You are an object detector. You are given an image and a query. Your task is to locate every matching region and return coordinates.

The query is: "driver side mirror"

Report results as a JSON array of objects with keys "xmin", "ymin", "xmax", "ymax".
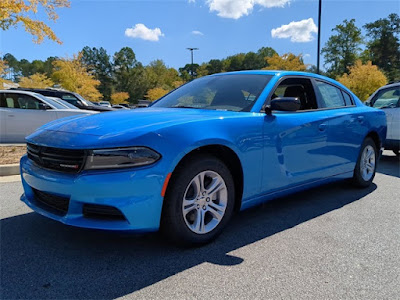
[{"xmin": 265, "ymin": 97, "xmax": 301, "ymax": 115}]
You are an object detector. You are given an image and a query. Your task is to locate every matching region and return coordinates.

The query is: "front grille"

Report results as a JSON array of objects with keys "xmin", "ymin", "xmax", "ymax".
[
  {"xmin": 83, "ymin": 204, "xmax": 126, "ymax": 221},
  {"xmin": 33, "ymin": 189, "xmax": 70, "ymax": 216},
  {"xmin": 27, "ymin": 143, "xmax": 86, "ymax": 173}
]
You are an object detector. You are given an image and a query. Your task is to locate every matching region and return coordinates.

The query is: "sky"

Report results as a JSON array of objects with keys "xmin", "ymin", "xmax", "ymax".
[{"xmin": 0, "ymin": 0, "xmax": 399, "ymax": 71}]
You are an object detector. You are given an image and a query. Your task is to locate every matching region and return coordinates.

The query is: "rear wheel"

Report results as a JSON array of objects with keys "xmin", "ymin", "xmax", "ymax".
[
  {"xmin": 161, "ymin": 155, "xmax": 235, "ymax": 246},
  {"xmin": 352, "ymin": 137, "xmax": 377, "ymax": 187}
]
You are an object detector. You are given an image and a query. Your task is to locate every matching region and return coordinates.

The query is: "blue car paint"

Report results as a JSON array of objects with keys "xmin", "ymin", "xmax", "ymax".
[{"xmin": 20, "ymin": 71, "xmax": 387, "ymax": 232}]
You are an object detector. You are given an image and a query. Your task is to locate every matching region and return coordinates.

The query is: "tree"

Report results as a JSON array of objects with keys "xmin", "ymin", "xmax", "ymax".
[
  {"xmin": 81, "ymin": 46, "xmax": 114, "ymax": 100},
  {"xmin": 242, "ymin": 52, "xmax": 265, "ymax": 70},
  {"xmin": 52, "ymin": 54, "xmax": 102, "ymax": 101},
  {"xmin": 0, "ymin": 0, "xmax": 70, "ymax": 44},
  {"xmin": 263, "ymin": 53, "xmax": 307, "ymax": 71},
  {"xmin": 364, "ymin": 13, "xmax": 400, "ymax": 81},
  {"xmin": 0, "ymin": 58, "xmax": 12, "ymax": 87},
  {"xmin": 113, "ymin": 47, "xmax": 148, "ymax": 102},
  {"xmin": 206, "ymin": 59, "xmax": 223, "ymax": 75},
  {"xmin": 145, "ymin": 87, "xmax": 169, "ymax": 101},
  {"xmin": 321, "ymin": 19, "xmax": 363, "ymax": 78},
  {"xmin": 110, "ymin": 92, "xmax": 129, "ymax": 104},
  {"xmin": 19, "ymin": 73, "xmax": 53, "ymax": 88},
  {"xmin": 257, "ymin": 47, "xmax": 277, "ymax": 61},
  {"xmin": 337, "ymin": 60, "xmax": 387, "ymax": 101}
]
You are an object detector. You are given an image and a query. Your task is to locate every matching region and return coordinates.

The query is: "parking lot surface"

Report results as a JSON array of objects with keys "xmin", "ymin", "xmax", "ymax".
[{"xmin": 1, "ymin": 152, "xmax": 399, "ymax": 299}]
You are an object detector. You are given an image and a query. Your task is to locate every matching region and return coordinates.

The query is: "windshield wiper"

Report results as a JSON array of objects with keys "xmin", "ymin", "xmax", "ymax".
[{"xmin": 172, "ymin": 105, "xmax": 202, "ymax": 109}]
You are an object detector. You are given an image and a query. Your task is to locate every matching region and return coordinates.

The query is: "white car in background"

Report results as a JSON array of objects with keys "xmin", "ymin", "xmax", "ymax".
[
  {"xmin": 46, "ymin": 96, "xmax": 80, "ymax": 109},
  {"xmin": 367, "ymin": 82, "xmax": 400, "ymax": 156},
  {"xmin": 0, "ymin": 90, "xmax": 98, "ymax": 143}
]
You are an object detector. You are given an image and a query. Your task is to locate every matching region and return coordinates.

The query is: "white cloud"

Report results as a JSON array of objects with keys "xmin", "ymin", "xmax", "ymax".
[
  {"xmin": 192, "ymin": 30, "xmax": 204, "ymax": 35},
  {"xmin": 271, "ymin": 18, "xmax": 318, "ymax": 42},
  {"xmin": 125, "ymin": 24, "xmax": 164, "ymax": 41},
  {"xmin": 303, "ymin": 53, "xmax": 311, "ymax": 58},
  {"xmin": 207, "ymin": 0, "xmax": 290, "ymax": 19}
]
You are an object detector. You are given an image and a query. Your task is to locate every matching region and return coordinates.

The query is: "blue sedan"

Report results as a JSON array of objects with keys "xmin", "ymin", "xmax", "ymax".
[{"xmin": 20, "ymin": 71, "xmax": 386, "ymax": 245}]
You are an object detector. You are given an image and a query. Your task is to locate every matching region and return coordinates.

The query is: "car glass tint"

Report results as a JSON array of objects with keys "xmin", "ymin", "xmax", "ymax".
[
  {"xmin": 373, "ymin": 87, "xmax": 400, "ymax": 108},
  {"xmin": 152, "ymin": 74, "xmax": 272, "ymax": 112},
  {"xmin": 315, "ymin": 81, "xmax": 345, "ymax": 108},
  {"xmin": 342, "ymin": 91, "xmax": 353, "ymax": 106}
]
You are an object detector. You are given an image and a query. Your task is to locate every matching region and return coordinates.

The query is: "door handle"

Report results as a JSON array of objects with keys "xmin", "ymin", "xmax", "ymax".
[
  {"xmin": 319, "ymin": 123, "xmax": 327, "ymax": 131},
  {"xmin": 357, "ymin": 116, "xmax": 364, "ymax": 123},
  {"xmin": 8, "ymin": 114, "xmax": 15, "ymax": 117}
]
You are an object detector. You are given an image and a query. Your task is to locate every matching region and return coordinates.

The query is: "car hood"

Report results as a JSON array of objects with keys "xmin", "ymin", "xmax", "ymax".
[{"xmin": 34, "ymin": 108, "xmax": 244, "ymax": 137}]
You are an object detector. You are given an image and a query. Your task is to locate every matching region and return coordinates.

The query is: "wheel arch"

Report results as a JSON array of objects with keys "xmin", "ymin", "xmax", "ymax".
[
  {"xmin": 365, "ymin": 131, "xmax": 381, "ymax": 151},
  {"xmin": 165, "ymin": 144, "xmax": 244, "ymax": 212}
]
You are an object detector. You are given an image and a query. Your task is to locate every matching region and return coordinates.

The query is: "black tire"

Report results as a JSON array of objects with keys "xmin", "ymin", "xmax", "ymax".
[
  {"xmin": 352, "ymin": 137, "xmax": 377, "ymax": 188},
  {"xmin": 161, "ymin": 154, "xmax": 235, "ymax": 246}
]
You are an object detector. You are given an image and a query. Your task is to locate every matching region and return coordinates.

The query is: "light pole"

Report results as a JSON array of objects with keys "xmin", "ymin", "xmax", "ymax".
[
  {"xmin": 187, "ymin": 47, "xmax": 199, "ymax": 80},
  {"xmin": 317, "ymin": 0, "xmax": 322, "ymax": 74}
]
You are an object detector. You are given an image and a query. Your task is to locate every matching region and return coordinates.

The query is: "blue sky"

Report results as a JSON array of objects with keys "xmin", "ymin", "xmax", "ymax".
[{"xmin": 1, "ymin": 0, "xmax": 398, "ymax": 70}]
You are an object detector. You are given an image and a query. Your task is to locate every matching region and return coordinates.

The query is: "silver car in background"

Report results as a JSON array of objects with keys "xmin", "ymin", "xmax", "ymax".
[{"xmin": 0, "ymin": 90, "xmax": 98, "ymax": 143}]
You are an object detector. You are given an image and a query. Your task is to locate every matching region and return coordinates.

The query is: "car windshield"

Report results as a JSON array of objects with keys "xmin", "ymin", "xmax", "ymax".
[
  {"xmin": 32, "ymin": 93, "xmax": 65, "ymax": 109},
  {"xmin": 152, "ymin": 74, "xmax": 272, "ymax": 112},
  {"xmin": 372, "ymin": 87, "xmax": 400, "ymax": 109},
  {"xmin": 74, "ymin": 93, "xmax": 93, "ymax": 106}
]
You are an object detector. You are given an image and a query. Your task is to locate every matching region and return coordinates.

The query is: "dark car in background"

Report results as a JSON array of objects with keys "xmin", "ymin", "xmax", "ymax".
[{"xmin": 11, "ymin": 88, "xmax": 114, "ymax": 112}]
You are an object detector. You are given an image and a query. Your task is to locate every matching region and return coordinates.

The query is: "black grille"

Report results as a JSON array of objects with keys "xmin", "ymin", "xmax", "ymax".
[
  {"xmin": 27, "ymin": 143, "xmax": 86, "ymax": 173},
  {"xmin": 83, "ymin": 204, "xmax": 126, "ymax": 220},
  {"xmin": 33, "ymin": 189, "xmax": 70, "ymax": 216}
]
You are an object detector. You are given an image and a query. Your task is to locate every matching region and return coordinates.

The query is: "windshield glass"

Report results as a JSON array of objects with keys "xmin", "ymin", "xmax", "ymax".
[
  {"xmin": 152, "ymin": 74, "xmax": 272, "ymax": 112},
  {"xmin": 372, "ymin": 87, "xmax": 400, "ymax": 108},
  {"xmin": 74, "ymin": 93, "xmax": 93, "ymax": 106},
  {"xmin": 33, "ymin": 93, "xmax": 65, "ymax": 109}
]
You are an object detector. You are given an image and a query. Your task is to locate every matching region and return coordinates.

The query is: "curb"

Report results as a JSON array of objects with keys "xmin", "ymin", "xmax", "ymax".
[{"xmin": 0, "ymin": 164, "xmax": 20, "ymax": 176}]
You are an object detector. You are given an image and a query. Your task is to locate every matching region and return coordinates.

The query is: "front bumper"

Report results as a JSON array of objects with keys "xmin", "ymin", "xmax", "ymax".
[{"xmin": 20, "ymin": 155, "xmax": 165, "ymax": 232}]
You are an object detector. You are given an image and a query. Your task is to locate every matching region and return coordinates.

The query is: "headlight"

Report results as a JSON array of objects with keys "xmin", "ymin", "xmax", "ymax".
[{"xmin": 84, "ymin": 147, "xmax": 161, "ymax": 170}]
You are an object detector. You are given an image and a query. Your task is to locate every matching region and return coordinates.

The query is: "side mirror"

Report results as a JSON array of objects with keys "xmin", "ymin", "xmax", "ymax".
[
  {"xmin": 265, "ymin": 97, "xmax": 301, "ymax": 115},
  {"xmin": 38, "ymin": 103, "xmax": 51, "ymax": 110}
]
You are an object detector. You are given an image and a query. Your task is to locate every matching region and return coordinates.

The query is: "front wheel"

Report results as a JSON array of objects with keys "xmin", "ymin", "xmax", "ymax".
[
  {"xmin": 161, "ymin": 155, "xmax": 235, "ymax": 246},
  {"xmin": 352, "ymin": 137, "xmax": 377, "ymax": 188}
]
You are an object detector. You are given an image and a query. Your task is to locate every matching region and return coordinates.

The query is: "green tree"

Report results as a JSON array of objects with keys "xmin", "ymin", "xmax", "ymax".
[
  {"xmin": 206, "ymin": 59, "xmax": 223, "ymax": 74},
  {"xmin": 364, "ymin": 13, "xmax": 400, "ymax": 81},
  {"xmin": 322, "ymin": 19, "xmax": 363, "ymax": 78},
  {"xmin": 81, "ymin": 46, "xmax": 114, "ymax": 100},
  {"xmin": 242, "ymin": 52, "xmax": 265, "ymax": 70}
]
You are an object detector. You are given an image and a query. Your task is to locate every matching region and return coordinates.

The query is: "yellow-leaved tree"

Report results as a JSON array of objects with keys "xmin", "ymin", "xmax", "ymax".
[
  {"xmin": 111, "ymin": 92, "xmax": 129, "ymax": 104},
  {"xmin": 263, "ymin": 53, "xmax": 307, "ymax": 71},
  {"xmin": 19, "ymin": 73, "xmax": 54, "ymax": 88},
  {"xmin": 52, "ymin": 54, "xmax": 102, "ymax": 101},
  {"xmin": 0, "ymin": 0, "xmax": 70, "ymax": 44},
  {"xmin": 0, "ymin": 58, "xmax": 12, "ymax": 87},
  {"xmin": 145, "ymin": 87, "xmax": 169, "ymax": 101},
  {"xmin": 337, "ymin": 60, "xmax": 387, "ymax": 101}
]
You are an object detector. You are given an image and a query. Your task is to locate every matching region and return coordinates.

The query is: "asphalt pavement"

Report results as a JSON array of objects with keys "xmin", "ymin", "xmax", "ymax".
[{"xmin": 1, "ymin": 152, "xmax": 399, "ymax": 299}]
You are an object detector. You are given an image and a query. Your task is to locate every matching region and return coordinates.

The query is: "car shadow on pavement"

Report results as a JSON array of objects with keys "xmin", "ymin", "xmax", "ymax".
[
  {"xmin": 377, "ymin": 154, "xmax": 400, "ymax": 178},
  {"xmin": 1, "ymin": 181, "xmax": 377, "ymax": 299}
]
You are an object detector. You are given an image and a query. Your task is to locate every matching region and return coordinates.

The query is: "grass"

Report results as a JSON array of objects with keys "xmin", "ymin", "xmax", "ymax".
[{"xmin": 0, "ymin": 146, "xmax": 26, "ymax": 165}]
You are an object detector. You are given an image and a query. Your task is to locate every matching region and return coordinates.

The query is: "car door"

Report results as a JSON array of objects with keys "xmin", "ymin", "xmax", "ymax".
[
  {"xmin": 261, "ymin": 77, "xmax": 332, "ymax": 194},
  {"xmin": 312, "ymin": 80, "xmax": 365, "ymax": 175},
  {"xmin": 1, "ymin": 93, "xmax": 54, "ymax": 142}
]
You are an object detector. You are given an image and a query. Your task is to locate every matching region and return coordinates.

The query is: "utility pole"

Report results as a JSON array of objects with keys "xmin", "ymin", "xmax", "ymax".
[
  {"xmin": 317, "ymin": 0, "xmax": 322, "ymax": 74},
  {"xmin": 187, "ymin": 47, "xmax": 199, "ymax": 80}
]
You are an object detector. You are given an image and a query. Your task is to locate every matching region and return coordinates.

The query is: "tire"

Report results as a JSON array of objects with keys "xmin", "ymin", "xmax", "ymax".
[
  {"xmin": 161, "ymin": 154, "xmax": 235, "ymax": 246},
  {"xmin": 352, "ymin": 137, "xmax": 377, "ymax": 188}
]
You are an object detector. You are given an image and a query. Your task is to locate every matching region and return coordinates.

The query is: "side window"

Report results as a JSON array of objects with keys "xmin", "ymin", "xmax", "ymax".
[
  {"xmin": 61, "ymin": 94, "xmax": 81, "ymax": 106},
  {"xmin": 271, "ymin": 78, "xmax": 318, "ymax": 110},
  {"xmin": 3, "ymin": 94, "xmax": 20, "ymax": 108},
  {"xmin": 17, "ymin": 95, "xmax": 42, "ymax": 110},
  {"xmin": 342, "ymin": 91, "xmax": 353, "ymax": 106},
  {"xmin": 372, "ymin": 87, "xmax": 400, "ymax": 109},
  {"xmin": 315, "ymin": 81, "xmax": 345, "ymax": 108}
]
